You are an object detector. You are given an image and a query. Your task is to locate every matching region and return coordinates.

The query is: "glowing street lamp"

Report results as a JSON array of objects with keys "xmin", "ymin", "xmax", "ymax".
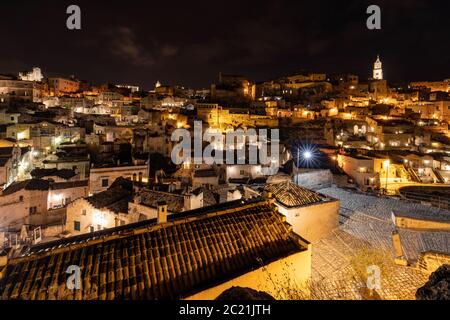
[{"xmin": 294, "ymin": 142, "xmax": 319, "ymax": 184}]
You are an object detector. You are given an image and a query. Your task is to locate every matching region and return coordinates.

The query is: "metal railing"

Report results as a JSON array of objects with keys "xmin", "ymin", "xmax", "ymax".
[{"xmin": 399, "ymin": 190, "xmax": 450, "ymax": 210}]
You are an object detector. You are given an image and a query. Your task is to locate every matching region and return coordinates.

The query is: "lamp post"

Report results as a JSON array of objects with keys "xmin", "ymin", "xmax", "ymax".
[
  {"xmin": 295, "ymin": 147, "xmax": 314, "ymax": 185},
  {"xmin": 332, "ymin": 154, "xmax": 337, "ymax": 171}
]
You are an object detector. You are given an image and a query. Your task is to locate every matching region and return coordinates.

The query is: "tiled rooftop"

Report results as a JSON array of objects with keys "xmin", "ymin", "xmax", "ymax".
[
  {"xmin": 31, "ymin": 168, "xmax": 77, "ymax": 180},
  {"xmin": 137, "ymin": 189, "xmax": 185, "ymax": 213},
  {"xmin": 2, "ymin": 179, "xmax": 50, "ymax": 196},
  {"xmin": 0, "ymin": 199, "xmax": 307, "ymax": 300},
  {"xmin": 264, "ymin": 180, "xmax": 324, "ymax": 208},
  {"xmin": 85, "ymin": 178, "xmax": 133, "ymax": 214}
]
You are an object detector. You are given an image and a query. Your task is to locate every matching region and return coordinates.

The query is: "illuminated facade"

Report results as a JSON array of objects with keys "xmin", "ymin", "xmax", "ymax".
[{"xmin": 373, "ymin": 55, "xmax": 383, "ymax": 80}]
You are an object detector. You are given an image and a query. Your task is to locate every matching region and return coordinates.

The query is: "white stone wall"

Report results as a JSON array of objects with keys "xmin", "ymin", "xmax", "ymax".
[
  {"xmin": 277, "ymin": 200, "xmax": 340, "ymax": 243},
  {"xmin": 185, "ymin": 244, "xmax": 312, "ymax": 300},
  {"xmin": 47, "ymin": 185, "xmax": 88, "ymax": 209},
  {"xmin": 0, "ymin": 189, "xmax": 48, "ymax": 229},
  {"xmin": 66, "ymin": 199, "xmax": 140, "ymax": 235},
  {"xmin": 294, "ymin": 169, "xmax": 333, "ymax": 190}
]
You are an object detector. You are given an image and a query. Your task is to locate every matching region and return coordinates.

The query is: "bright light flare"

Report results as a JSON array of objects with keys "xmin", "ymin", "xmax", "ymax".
[{"xmin": 293, "ymin": 141, "xmax": 321, "ymax": 168}]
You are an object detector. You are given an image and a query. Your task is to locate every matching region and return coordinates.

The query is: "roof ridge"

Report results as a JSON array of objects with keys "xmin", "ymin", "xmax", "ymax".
[{"xmin": 10, "ymin": 198, "xmax": 279, "ymax": 265}]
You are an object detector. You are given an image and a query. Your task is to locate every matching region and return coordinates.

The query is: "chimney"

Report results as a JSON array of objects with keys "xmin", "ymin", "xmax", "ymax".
[
  {"xmin": 392, "ymin": 230, "xmax": 403, "ymax": 258},
  {"xmin": 157, "ymin": 201, "xmax": 168, "ymax": 224},
  {"xmin": 184, "ymin": 194, "xmax": 191, "ymax": 211}
]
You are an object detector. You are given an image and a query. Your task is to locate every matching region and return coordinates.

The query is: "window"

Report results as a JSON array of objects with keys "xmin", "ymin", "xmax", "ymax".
[
  {"xmin": 82, "ymin": 209, "xmax": 87, "ymax": 216},
  {"xmin": 10, "ymin": 116, "xmax": 14, "ymax": 121},
  {"xmin": 97, "ymin": 224, "xmax": 102, "ymax": 231},
  {"xmin": 65, "ymin": 197, "xmax": 71, "ymax": 205},
  {"xmin": 240, "ymin": 170, "xmax": 245, "ymax": 176},
  {"xmin": 29, "ymin": 206, "xmax": 37, "ymax": 215},
  {"xmin": 74, "ymin": 221, "xmax": 81, "ymax": 231},
  {"xmin": 19, "ymin": 195, "xmax": 23, "ymax": 202},
  {"xmin": 89, "ymin": 226, "xmax": 94, "ymax": 233},
  {"xmin": 101, "ymin": 178, "xmax": 109, "ymax": 188}
]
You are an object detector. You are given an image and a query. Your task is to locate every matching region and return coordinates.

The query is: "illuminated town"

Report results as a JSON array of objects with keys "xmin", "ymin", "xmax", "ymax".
[{"xmin": 0, "ymin": 1, "xmax": 449, "ymax": 302}]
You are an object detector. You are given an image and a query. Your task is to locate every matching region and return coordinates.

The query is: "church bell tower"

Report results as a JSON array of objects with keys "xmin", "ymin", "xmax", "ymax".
[{"xmin": 373, "ymin": 55, "xmax": 383, "ymax": 80}]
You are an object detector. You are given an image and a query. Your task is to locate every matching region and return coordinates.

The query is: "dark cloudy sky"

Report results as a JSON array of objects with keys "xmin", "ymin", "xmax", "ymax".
[{"xmin": 0, "ymin": 0, "xmax": 449, "ymax": 90}]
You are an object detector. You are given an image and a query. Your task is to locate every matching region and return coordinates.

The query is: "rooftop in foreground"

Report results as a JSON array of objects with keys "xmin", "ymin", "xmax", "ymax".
[{"xmin": 0, "ymin": 197, "xmax": 309, "ymax": 300}]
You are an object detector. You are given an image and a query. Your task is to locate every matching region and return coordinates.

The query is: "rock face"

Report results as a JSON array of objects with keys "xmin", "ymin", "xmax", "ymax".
[
  {"xmin": 416, "ymin": 264, "xmax": 450, "ymax": 300},
  {"xmin": 215, "ymin": 286, "xmax": 275, "ymax": 300}
]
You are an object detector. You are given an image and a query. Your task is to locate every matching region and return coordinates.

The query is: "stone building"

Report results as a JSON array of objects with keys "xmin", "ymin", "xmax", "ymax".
[
  {"xmin": 128, "ymin": 188, "xmax": 203, "ymax": 220},
  {"xmin": 0, "ymin": 179, "xmax": 49, "ymax": 229},
  {"xmin": 31, "ymin": 168, "xmax": 89, "ymax": 209},
  {"xmin": 89, "ymin": 164, "xmax": 148, "ymax": 194},
  {"xmin": 0, "ymin": 78, "xmax": 43, "ymax": 102},
  {"xmin": 48, "ymin": 77, "xmax": 80, "ymax": 96},
  {"xmin": 336, "ymin": 153, "xmax": 387, "ymax": 190},
  {"xmin": 264, "ymin": 180, "xmax": 339, "ymax": 243},
  {"xmin": 192, "ymin": 168, "xmax": 219, "ymax": 188},
  {"xmin": 0, "ymin": 146, "xmax": 22, "ymax": 188},
  {"xmin": 66, "ymin": 178, "xmax": 136, "ymax": 235}
]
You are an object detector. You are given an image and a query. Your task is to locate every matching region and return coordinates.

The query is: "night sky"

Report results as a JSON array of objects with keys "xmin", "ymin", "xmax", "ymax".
[{"xmin": 1, "ymin": 0, "xmax": 449, "ymax": 90}]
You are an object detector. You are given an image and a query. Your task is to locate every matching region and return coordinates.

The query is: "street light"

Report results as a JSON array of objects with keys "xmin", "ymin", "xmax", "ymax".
[{"xmin": 295, "ymin": 149, "xmax": 314, "ymax": 184}]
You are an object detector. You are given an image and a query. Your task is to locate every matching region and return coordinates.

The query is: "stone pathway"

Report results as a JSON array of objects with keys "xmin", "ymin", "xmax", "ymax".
[{"xmin": 309, "ymin": 186, "xmax": 444, "ymax": 300}]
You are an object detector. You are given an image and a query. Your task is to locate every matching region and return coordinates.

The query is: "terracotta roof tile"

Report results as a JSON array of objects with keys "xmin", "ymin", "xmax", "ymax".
[
  {"xmin": 137, "ymin": 190, "xmax": 185, "ymax": 213},
  {"xmin": 31, "ymin": 168, "xmax": 77, "ymax": 180},
  {"xmin": 264, "ymin": 180, "xmax": 323, "ymax": 207},
  {"xmin": 2, "ymin": 179, "xmax": 49, "ymax": 196},
  {"xmin": 0, "ymin": 199, "xmax": 308, "ymax": 300}
]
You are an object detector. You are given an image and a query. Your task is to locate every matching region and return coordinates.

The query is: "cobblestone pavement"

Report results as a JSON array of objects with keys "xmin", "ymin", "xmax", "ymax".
[
  {"xmin": 310, "ymin": 186, "xmax": 446, "ymax": 300},
  {"xmin": 311, "ymin": 229, "xmax": 429, "ymax": 299}
]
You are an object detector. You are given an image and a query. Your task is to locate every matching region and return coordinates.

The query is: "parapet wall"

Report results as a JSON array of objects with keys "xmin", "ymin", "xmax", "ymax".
[
  {"xmin": 294, "ymin": 169, "xmax": 333, "ymax": 190},
  {"xmin": 417, "ymin": 251, "xmax": 450, "ymax": 273}
]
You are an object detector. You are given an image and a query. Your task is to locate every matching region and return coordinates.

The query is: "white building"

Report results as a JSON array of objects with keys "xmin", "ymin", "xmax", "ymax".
[
  {"xmin": 18, "ymin": 67, "xmax": 44, "ymax": 82},
  {"xmin": 373, "ymin": 55, "xmax": 383, "ymax": 80}
]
